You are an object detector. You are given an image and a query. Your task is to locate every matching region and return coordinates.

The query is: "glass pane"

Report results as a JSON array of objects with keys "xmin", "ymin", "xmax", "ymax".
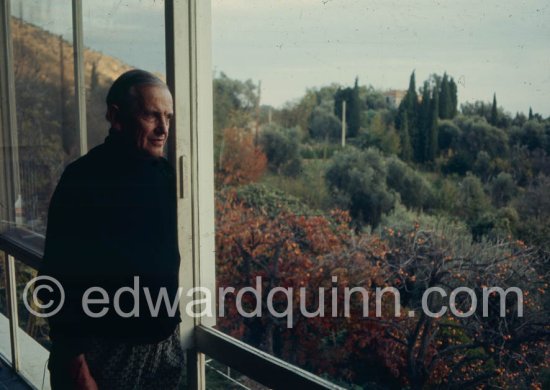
[
  {"xmin": 15, "ymin": 258, "xmax": 50, "ymax": 388},
  {"xmin": 0, "ymin": 253, "xmax": 12, "ymax": 363},
  {"xmin": 205, "ymin": 355, "xmax": 268, "ymax": 390},
  {"xmin": 83, "ymin": 0, "xmax": 166, "ymax": 150},
  {"xmin": 10, "ymin": 0, "xmax": 75, "ymax": 237},
  {"xmin": 212, "ymin": 1, "xmax": 549, "ymax": 389}
]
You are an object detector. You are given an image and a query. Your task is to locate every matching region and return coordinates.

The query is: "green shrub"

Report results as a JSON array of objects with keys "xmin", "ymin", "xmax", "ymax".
[
  {"xmin": 325, "ymin": 147, "xmax": 395, "ymax": 228},
  {"xmin": 386, "ymin": 156, "xmax": 435, "ymax": 211},
  {"xmin": 259, "ymin": 124, "xmax": 303, "ymax": 177}
]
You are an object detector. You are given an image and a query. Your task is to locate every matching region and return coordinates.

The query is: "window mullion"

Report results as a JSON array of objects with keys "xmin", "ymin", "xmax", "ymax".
[
  {"xmin": 0, "ymin": 0, "xmax": 20, "ymax": 230},
  {"xmin": 71, "ymin": 0, "xmax": 87, "ymax": 155}
]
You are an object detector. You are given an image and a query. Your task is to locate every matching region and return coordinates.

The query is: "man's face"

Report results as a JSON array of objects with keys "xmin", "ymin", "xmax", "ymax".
[{"xmin": 124, "ymin": 84, "xmax": 174, "ymax": 157}]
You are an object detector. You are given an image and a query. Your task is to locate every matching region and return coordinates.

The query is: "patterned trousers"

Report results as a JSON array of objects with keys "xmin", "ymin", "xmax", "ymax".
[
  {"xmin": 50, "ymin": 328, "xmax": 185, "ymax": 390},
  {"xmin": 86, "ymin": 329, "xmax": 185, "ymax": 389}
]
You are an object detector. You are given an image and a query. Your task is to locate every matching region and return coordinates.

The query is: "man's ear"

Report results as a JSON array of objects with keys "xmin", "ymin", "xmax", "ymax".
[{"xmin": 106, "ymin": 104, "xmax": 122, "ymax": 130}]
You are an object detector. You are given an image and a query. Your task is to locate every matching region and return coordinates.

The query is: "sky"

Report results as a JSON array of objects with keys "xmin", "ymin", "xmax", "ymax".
[{"xmin": 12, "ymin": 0, "xmax": 550, "ymax": 116}]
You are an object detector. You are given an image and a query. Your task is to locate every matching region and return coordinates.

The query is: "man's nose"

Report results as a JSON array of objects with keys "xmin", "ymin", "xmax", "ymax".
[{"xmin": 156, "ymin": 116, "xmax": 170, "ymax": 134}]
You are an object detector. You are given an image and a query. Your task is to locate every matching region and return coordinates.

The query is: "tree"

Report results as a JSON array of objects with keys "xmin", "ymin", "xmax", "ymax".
[
  {"xmin": 406, "ymin": 71, "xmax": 418, "ymax": 111},
  {"xmin": 386, "ymin": 156, "xmax": 434, "ymax": 211},
  {"xmin": 275, "ymin": 89, "xmax": 318, "ymax": 135},
  {"xmin": 359, "ymin": 111, "xmax": 401, "ymax": 156},
  {"xmin": 216, "ymin": 191, "xmax": 549, "ymax": 389},
  {"xmin": 512, "ymin": 112, "xmax": 527, "ymax": 127},
  {"xmin": 308, "ymin": 106, "xmax": 342, "ymax": 141},
  {"xmin": 455, "ymin": 173, "xmax": 492, "ymax": 224},
  {"xmin": 325, "ymin": 147, "xmax": 395, "ymax": 228},
  {"xmin": 449, "ymin": 77, "xmax": 458, "ymax": 118},
  {"xmin": 437, "ymin": 120, "xmax": 461, "ymax": 153},
  {"xmin": 402, "ymin": 71, "xmax": 419, "ymax": 132},
  {"xmin": 520, "ymin": 120, "xmax": 545, "ymax": 151},
  {"xmin": 453, "ymin": 116, "xmax": 509, "ymax": 163},
  {"xmin": 396, "ymin": 71, "xmax": 449, "ymax": 164},
  {"xmin": 427, "ymin": 85, "xmax": 439, "ymax": 162},
  {"xmin": 349, "ymin": 78, "xmax": 362, "ymax": 138},
  {"xmin": 441, "ymin": 152, "xmax": 472, "ymax": 176},
  {"xmin": 396, "ymin": 72, "xmax": 421, "ymax": 164},
  {"xmin": 259, "ymin": 124, "xmax": 302, "ymax": 177},
  {"xmin": 334, "ymin": 78, "xmax": 361, "ymax": 138},
  {"xmin": 513, "ymin": 174, "xmax": 550, "ymax": 250},
  {"xmin": 362, "ymin": 85, "xmax": 389, "ymax": 110},
  {"xmin": 438, "ymin": 73, "xmax": 452, "ymax": 119},
  {"xmin": 416, "ymin": 81, "xmax": 432, "ymax": 163},
  {"xmin": 376, "ymin": 221, "xmax": 548, "ymax": 389},
  {"xmin": 399, "ymin": 112, "xmax": 413, "ymax": 162},
  {"xmin": 461, "ymin": 101, "xmax": 487, "ymax": 117},
  {"xmin": 213, "ymin": 72, "xmax": 259, "ymax": 160},
  {"xmin": 415, "ymin": 80, "xmax": 438, "ymax": 163},
  {"xmin": 216, "ymin": 128, "xmax": 267, "ymax": 186},
  {"xmin": 473, "ymin": 150, "xmax": 492, "ymax": 182},
  {"xmin": 489, "ymin": 172, "xmax": 517, "ymax": 207},
  {"xmin": 490, "ymin": 93, "xmax": 498, "ymax": 126}
]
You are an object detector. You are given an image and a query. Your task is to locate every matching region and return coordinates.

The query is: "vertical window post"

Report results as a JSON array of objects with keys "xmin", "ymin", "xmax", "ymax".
[
  {"xmin": 165, "ymin": 0, "xmax": 215, "ymax": 388},
  {"xmin": 0, "ymin": 0, "xmax": 20, "ymax": 232},
  {"xmin": 71, "ymin": 0, "xmax": 87, "ymax": 155}
]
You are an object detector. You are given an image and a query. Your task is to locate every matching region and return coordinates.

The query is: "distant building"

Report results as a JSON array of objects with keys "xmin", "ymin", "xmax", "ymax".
[{"xmin": 384, "ymin": 89, "xmax": 407, "ymax": 108}]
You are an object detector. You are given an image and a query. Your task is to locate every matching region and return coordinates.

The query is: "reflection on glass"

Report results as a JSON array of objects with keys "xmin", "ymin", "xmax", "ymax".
[
  {"xmin": 205, "ymin": 356, "xmax": 268, "ymax": 390},
  {"xmin": 0, "ymin": 253, "xmax": 7, "ymax": 317},
  {"xmin": 16, "ymin": 259, "xmax": 50, "ymax": 387},
  {"xmin": 14, "ymin": 259, "xmax": 49, "ymax": 348},
  {"xmin": 83, "ymin": 0, "xmax": 166, "ymax": 149},
  {"xmin": 11, "ymin": 0, "xmax": 75, "ymax": 236},
  {"xmin": 0, "ymin": 253, "xmax": 12, "ymax": 362}
]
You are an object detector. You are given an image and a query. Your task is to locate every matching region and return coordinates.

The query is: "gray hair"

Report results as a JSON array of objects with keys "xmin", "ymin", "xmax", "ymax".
[{"xmin": 105, "ymin": 69, "xmax": 166, "ymax": 119}]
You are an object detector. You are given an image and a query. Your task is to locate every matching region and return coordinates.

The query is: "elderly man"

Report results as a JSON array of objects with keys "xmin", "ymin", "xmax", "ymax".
[{"xmin": 39, "ymin": 69, "xmax": 184, "ymax": 389}]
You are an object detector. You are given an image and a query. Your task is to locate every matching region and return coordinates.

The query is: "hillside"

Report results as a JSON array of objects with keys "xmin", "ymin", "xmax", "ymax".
[{"xmin": 12, "ymin": 16, "xmax": 132, "ymax": 92}]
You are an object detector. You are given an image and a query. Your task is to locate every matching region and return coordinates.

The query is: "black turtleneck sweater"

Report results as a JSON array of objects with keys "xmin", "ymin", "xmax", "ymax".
[{"xmin": 40, "ymin": 131, "xmax": 181, "ymax": 356}]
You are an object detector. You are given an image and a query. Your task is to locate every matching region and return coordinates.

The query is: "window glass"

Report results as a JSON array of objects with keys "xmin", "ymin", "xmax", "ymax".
[
  {"xmin": 212, "ymin": 1, "xmax": 549, "ymax": 388},
  {"xmin": 82, "ymin": 0, "xmax": 166, "ymax": 149},
  {"xmin": 3, "ymin": 0, "xmax": 167, "ymax": 239},
  {"xmin": 205, "ymin": 356, "xmax": 268, "ymax": 390},
  {"xmin": 15, "ymin": 258, "xmax": 50, "ymax": 387},
  {"xmin": 0, "ymin": 254, "xmax": 12, "ymax": 362},
  {"xmin": 10, "ymin": 0, "xmax": 74, "ymax": 237}
]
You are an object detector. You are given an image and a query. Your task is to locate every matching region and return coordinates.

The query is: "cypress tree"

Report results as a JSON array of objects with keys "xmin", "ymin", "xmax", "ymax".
[
  {"xmin": 405, "ymin": 71, "xmax": 419, "ymax": 160},
  {"xmin": 427, "ymin": 88, "xmax": 439, "ymax": 162},
  {"xmin": 349, "ymin": 77, "xmax": 361, "ymax": 137},
  {"xmin": 528, "ymin": 107, "xmax": 534, "ymax": 120},
  {"xmin": 334, "ymin": 78, "xmax": 361, "ymax": 138},
  {"xmin": 416, "ymin": 81, "xmax": 431, "ymax": 162},
  {"xmin": 491, "ymin": 93, "xmax": 498, "ymax": 126},
  {"xmin": 399, "ymin": 112, "xmax": 413, "ymax": 162},
  {"xmin": 395, "ymin": 71, "xmax": 420, "ymax": 161},
  {"xmin": 449, "ymin": 77, "xmax": 458, "ymax": 118},
  {"xmin": 334, "ymin": 87, "xmax": 347, "ymax": 124},
  {"xmin": 439, "ymin": 73, "xmax": 451, "ymax": 119},
  {"xmin": 406, "ymin": 71, "xmax": 418, "ymax": 120}
]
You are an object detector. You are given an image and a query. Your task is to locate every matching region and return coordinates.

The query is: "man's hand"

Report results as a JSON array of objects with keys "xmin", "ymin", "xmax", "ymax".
[{"xmin": 69, "ymin": 354, "xmax": 98, "ymax": 390}]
